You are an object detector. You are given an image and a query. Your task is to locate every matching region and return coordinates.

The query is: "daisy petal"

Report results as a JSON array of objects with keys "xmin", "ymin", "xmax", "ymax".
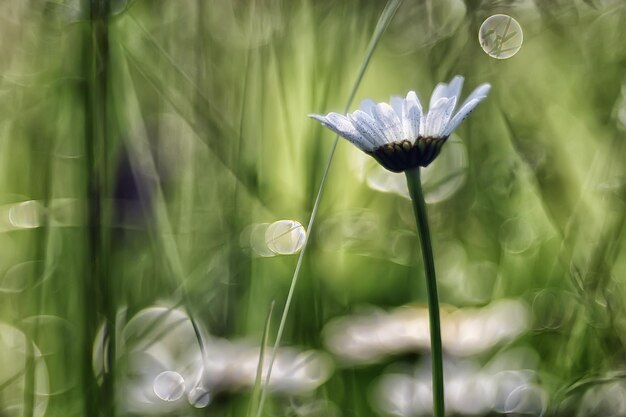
[
  {"xmin": 442, "ymin": 98, "xmax": 482, "ymax": 137},
  {"xmin": 441, "ymin": 83, "xmax": 491, "ymax": 136},
  {"xmin": 429, "ymin": 76, "xmax": 465, "ymax": 111},
  {"xmin": 429, "ymin": 83, "xmax": 448, "ymax": 109},
  {"xmin": 446, "ymin": 76, "xmax": 464, "ymax": 104},
  {"xmin": 308, "ymin": 114, "xmax": 328, "ymax": 125},
  {"xmin": 390, "ymin": 96, "xmax": 404, "ymax": 118},
  {"xmin": 459, "ymin": 83, "xmax": 491, "ymax": 109},
  {"xmin": 424, "ymin": 97, "xmax": 455, "ymax": 137},
  {"xmin": 359, "ymin": 98, "xmax": 377, "ymax": 116},
  {"xmin": 349, "ymin": 110, "xmax": 387, "ymax": 148},
  {"xmin": 402, "ymin": 90, "xmax": 422, "ymax": 142},
  {"xmin": 372, "ymin": 103, "xmax": 404, "ymax": 143},
  {"xmin": 432, "ymin": 97, "xmax": 457, "ymax": 137},
  {"xmin": 309, "ymin": 113, "xmax": 373, "ymax": 151}
]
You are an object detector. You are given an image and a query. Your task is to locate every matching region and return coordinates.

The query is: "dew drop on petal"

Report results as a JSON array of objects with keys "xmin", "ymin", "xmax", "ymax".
[
  {"xmin": 479, "ymin": 14, "xmax": 523, "ymax": 59},
  {"xmin": 265, "ymin": 220, "xmax": 306, "ymax": 255},
  {"xmin": 153, "ymin": 371, "xmax": 185, "ymax": 402},
  {"xmin": 188, "ymin": 387, "xmax": 210, "ymax": 408}
]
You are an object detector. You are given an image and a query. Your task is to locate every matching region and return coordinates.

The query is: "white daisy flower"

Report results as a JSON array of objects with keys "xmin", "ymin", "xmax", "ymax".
[{"xmin": 309, "ymin": 76, "xmax": 491, "ymax": 172}]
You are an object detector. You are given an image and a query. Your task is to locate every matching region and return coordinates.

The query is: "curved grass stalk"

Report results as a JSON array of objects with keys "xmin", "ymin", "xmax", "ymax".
[{"xmin": 254, "ymin": 1, "xmax": 404, "ymax": 416}]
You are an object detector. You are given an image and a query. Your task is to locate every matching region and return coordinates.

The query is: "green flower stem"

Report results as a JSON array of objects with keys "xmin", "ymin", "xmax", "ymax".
[{"xmin": 405, "ymin": 167, "xmax": 445, "ymax": 417}]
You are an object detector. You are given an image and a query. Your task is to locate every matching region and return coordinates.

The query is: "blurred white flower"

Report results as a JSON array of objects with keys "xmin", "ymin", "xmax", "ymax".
[
  {"xmin": 109, "ymin": 305, "xmax": 333, "ymax": 414},
  {"xmin": 373, "ymin": 353, "xmax": 546, "ymax": 417},
  {"xmin": 309, "ymin": 76, "xmax": 490, "ymax": 172},
  {"xmin": 323, "ymin": 299, "xmax": 528, "ymax": 365},
  {"xmin": 578, "ymin": 379, "xmax": 626, "ymax": 416}
]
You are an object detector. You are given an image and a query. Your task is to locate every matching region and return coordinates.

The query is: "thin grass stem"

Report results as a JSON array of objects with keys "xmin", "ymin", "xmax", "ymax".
[
  {"xmin": 254, "ymin": 1, "xmax": 404, "ymax": 416},
  {"xmin": 247, "ymin": 300, "xmax": 275, "ymax": 417}
]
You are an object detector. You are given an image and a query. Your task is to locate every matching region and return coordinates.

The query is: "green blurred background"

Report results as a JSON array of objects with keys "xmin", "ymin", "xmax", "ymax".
[{"xmin": 1, "ymin": 0, "xmax": 626, "ymax": 416}]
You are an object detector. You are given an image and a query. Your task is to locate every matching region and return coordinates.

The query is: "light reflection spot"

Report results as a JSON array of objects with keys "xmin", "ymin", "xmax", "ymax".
[
  {"xmin": 153, "ymin": 371, "xmax": 185, "ymax": 402},
  {"xmin": 504, "ymin": 384, "xmax": 546, "ymax": 415},
  {"xmin": 8, "ymin": 201, "xmax": 44, "ymax": 229},
  {"xmin": 479, "ymin": 15, "xmax": 523, "ymax": 59},
  {"xmin": 265, "ymin": 220, "xmax": 306, "ymax": 255},
  {"xmin": 188, "ymin": 387, "xmax": 210, "ymax": 408}
]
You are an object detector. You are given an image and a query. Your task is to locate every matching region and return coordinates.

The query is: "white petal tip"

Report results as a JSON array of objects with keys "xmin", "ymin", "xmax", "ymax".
[
  {"xmin": 308, "ymin": 114, "xmax": 326, "ymax": 121},
  {"xmin": 359, "ymin": 98, "xmax": 377, "ymax": 113},
  {"xmin": 476, "ymin": 83, "xmax": 492, "ymax": 98}
]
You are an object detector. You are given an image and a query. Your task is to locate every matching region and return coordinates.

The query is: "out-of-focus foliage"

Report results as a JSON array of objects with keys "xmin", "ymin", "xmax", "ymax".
[{"xmin": 1, "ymin": 0, "xmax": 626, "ymax": 416}]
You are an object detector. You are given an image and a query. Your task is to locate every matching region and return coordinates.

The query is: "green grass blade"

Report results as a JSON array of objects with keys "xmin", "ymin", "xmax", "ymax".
[{"xmin": 254, "ymin": 1, "xmax": 404, "ymax": 416}]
